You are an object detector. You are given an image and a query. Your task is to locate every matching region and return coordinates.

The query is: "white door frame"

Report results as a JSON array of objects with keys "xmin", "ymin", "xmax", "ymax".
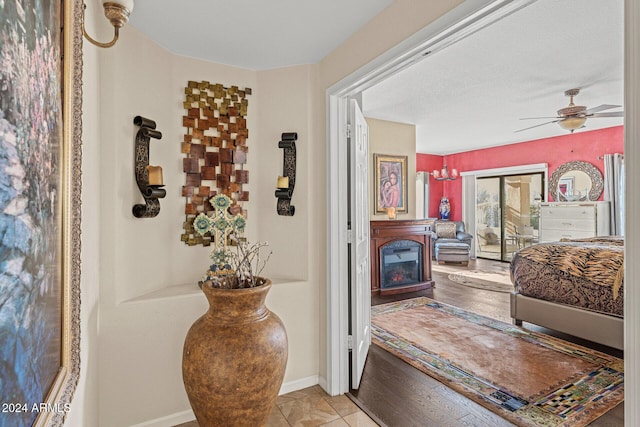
[
  {"xmin": 624, "ymin": 1, "xmax": 640, "ymax": 424},
  {"xmin": 325, "ymin": 0, "xmax": 540, "ymax": 396}
]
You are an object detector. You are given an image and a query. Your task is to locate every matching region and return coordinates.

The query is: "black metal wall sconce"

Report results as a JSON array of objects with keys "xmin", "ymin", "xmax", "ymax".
[
  {"xmin": 275, "ymin": 132, "xmax": 297, "ymax": 216},
  {"xmin": 132, "ymin": 116, "xmax": 165, "ymax": 218}
]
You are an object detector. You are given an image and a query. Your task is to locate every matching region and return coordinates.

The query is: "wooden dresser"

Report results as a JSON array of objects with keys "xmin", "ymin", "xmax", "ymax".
[
  {"xmin": 538, "ymin": 202, "xmax": 610, "ymax": 243},
  {"xmin": 370, "ymin": 219, "xmax": 435, "ymax": 295}
]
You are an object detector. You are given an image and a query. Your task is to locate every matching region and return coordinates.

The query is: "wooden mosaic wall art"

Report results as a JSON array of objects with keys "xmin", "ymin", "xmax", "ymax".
[{"xmin": 181, "ymin": 81, "xmax": 251, "ymax": 246}]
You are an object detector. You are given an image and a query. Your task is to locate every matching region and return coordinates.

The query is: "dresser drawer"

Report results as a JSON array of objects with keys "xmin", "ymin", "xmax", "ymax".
[
  {"xmin": 539, "ymin": 205, "xmax": 596, "ymax": 220},
  {"xmin": 541, "ymin": 229, "xmax": 597, "ymax": 242},
  {"xmin": 540, "ymin": 217, "xmax": 596, "ymax": 232}
]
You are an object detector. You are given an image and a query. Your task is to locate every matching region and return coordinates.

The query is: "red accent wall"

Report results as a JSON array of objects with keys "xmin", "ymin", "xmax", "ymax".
[
  {"xmin": 417, "ymin": 126, "xmax": 624, "ymax": 221},
  {"xmin": 416, "ymin": 153, "xmax": 445, "ymax": 219}
]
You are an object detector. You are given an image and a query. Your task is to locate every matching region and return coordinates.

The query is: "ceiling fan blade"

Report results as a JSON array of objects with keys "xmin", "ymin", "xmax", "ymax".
[
  {"xmin": 519, "ymin": 116, "xmax": 561, "ymax": 120},
  {"xmin": 589, "ymin": 111, "xmax": 625, "ymax": 118},
  {"xmin": 585, "ymin": 104, "xmax": 621, "ymax": 114},
  {"xmin": 515, "ymin": 120, "xmax": 559, "ymax": 133}
]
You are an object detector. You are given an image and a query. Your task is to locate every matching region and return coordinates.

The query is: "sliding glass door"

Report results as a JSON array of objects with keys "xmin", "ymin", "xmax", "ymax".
[{"xmin": 475, "ymin": 173, "xmax": 543, "ymax": 261}]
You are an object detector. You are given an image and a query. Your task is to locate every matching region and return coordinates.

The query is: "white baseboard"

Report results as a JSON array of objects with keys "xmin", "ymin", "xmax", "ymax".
[
  {"xmin": 317, "ymin": 375, "xmax": 328, "ymax": 393},
  {"xmin": 279, "ymin": 375, "xmax": 319, "ymax": 395},
  {"xmin": 128, "ymin": 409, "xmax": 195, "ymax": 427},
  {"xmin": 129, "ymin": 376, "xmax": 320, "ymax": 427}
]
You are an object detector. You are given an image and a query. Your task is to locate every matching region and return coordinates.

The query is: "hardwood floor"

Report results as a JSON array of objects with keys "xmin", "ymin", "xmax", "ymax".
[{"xmin": 351, "ymin": 258, "xmax": 624, "ymax": 427}]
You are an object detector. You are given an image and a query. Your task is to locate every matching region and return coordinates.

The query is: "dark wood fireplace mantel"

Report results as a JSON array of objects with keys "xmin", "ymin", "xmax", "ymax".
[{"xmin": 370, "ymin": 219, "xmax": 435, "ymax": 295}]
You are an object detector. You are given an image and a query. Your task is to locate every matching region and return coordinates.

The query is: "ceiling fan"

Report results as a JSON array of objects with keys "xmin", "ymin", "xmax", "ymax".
[{"xmin": 516, "ymin": 88, "xmax": 624, "ymax": 133}]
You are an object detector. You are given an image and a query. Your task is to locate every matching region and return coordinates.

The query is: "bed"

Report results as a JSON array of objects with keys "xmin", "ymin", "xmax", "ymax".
[{"xmin": 510, "ymin": 236, "xmax": 624, "ymax": 350}]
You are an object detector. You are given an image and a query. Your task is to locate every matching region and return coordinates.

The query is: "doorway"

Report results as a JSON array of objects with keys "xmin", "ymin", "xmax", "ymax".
[
  {"xmin": 475, "ymin": 172, "xmax": 543, "ymax": 261},
  {"xmin": 326, "ymin": 3, "xmax": 637, "ymax": 417},
  {"xmin": 327, "ymin": 0, "xmax": 536, "ymax": 396}
]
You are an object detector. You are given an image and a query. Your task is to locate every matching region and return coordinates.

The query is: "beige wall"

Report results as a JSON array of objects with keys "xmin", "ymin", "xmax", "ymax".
[
  {"xmin": 69, "ymin": 24, "xmax": 321, "ymax": 426},
  {"xmin": 98, "ymin": 28, "xmax": 257, "ymax": 426},
  {"xmin": 65, "ymin": 0, "xmax": 464, "ymax": 425},
  {"xmin": 255, "ymin": 66, "xmax": 321, "ymax": 386},
  {"xmin": 367, "ymin": 118, "xmax": 417, "ymax": 220}
]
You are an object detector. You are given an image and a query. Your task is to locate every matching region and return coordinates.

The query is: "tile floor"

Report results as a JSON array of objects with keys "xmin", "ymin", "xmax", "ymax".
[{"xmin": 175, "ymin": 385, "xmax": 379, "ymax": 427}]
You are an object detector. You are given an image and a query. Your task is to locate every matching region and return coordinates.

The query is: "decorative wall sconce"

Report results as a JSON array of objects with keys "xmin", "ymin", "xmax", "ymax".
[
  {"xmin": 133, "ymin": 116, "xmax": 165, "ymax": 218},
  {"xmin": 431, "ymin": 164, "xmax": 458, "ymax": 181},
  {"xmin": 275, "ymin": 132, "xmax": 297, "ymax": 216},
  {"xmin": 82, "ymin": 0, "xmax": 134, "ymax": 48}
]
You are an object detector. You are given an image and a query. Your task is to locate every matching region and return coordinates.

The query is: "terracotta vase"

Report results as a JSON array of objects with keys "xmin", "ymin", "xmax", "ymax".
[{"xmin": 182, "ymin": 279, "xmax": 288, "ymax": 426}]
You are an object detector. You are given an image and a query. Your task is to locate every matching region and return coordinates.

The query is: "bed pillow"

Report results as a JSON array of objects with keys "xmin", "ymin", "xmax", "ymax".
[{"xmin": 436, "ymin": 222, "xmax": 457, "ymax": 239}]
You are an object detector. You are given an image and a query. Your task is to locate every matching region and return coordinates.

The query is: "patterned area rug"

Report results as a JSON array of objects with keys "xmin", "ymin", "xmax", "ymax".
[
  {"xmin": 372, "ymin": 297, "xmax": 624, "ymax": 427},
  {"xmin": 447, "ymin": 270, "xmax": 514, "ymax": 293}
]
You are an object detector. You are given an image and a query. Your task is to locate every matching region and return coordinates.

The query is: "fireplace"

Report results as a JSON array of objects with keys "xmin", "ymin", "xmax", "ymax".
[
  {"xmin": 370, "ymin": 220, "xmax": 434, "ymax": 295},
  {"xmin": 380, "ymin": 240, "xmax": 423, "ymax": 289}
]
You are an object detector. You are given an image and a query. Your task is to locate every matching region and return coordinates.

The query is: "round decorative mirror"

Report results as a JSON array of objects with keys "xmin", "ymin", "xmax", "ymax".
[{"xmin": 549, "ymin": 161, "xmax": 604, "ymax": 202}]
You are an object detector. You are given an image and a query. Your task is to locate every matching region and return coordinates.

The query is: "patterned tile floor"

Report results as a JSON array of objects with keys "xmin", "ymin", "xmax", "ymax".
[{"xmin": 175, "ymin": 385, "xmax": 379, "ymax": 427}]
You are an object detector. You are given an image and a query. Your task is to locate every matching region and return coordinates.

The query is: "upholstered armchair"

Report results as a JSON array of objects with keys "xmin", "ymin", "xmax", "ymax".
[{"xmin": 431, "ymin": 220, "xmax": 473, "ymax": 264}]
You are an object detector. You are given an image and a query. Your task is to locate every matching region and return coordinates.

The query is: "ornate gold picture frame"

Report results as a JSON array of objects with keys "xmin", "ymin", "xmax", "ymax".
[
  {"xmin": 374, "ymin": 154, "xmax": 408, "ymax": 214},
  {"xmin": 0, "ymin": 0, "xmax": 82, "ymax": 425}
]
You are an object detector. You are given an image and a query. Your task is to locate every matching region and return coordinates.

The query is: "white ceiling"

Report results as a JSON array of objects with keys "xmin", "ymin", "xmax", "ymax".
[
  {"xmin": 128, "ymin": 0, "xmax": 624, "ymax": 155},
  {"xmin": 363, "ymin": 0, "xmax": 624, "ymax": 154},
  {"xmin": 128, "ymin": 0, "xmax": 393, "ymax": 70}
]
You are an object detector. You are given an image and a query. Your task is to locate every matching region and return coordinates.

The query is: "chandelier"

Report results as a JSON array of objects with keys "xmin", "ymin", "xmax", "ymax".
[{"xmin": 431, "ymin": 165, "xmax": 458, "ymax": 181}]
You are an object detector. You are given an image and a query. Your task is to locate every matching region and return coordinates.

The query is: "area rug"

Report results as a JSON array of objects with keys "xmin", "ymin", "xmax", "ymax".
[
  {"xmin": 432, "ymin": 263, "xmax": 514, "ymax": 293},
  {"xmin": 371, "ymin": 297, "xmax": 624, "ymax": 427},
  {"xmin": 447, "ymin": 270, "xmax": 514, "ymax": 293}
]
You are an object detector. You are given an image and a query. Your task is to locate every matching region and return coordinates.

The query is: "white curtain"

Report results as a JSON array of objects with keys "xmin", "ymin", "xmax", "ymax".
[
  {"xmin": 603, "ymin": 153, "xmax": 625, "ymax": 236},
  {"xmin": 461, "ymin": 174, "xmax": 476, "ymax": 258}
]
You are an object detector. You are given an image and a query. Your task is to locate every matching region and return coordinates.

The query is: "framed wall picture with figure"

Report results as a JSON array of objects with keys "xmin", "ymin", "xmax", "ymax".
[{"xmin": 374, "ymin": 154, "xmax": 408, "ymax": 215}]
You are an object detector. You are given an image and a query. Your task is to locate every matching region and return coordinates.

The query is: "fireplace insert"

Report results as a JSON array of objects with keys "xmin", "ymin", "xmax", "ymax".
[{"xmin": 380, "ymin": 240, "xmax": 423, "ymax": 289}]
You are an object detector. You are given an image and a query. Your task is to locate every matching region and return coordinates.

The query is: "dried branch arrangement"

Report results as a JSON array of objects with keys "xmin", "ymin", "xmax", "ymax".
[{"xmin": 200, "ymin": 232, "xmax": 272, "ymax": 289}]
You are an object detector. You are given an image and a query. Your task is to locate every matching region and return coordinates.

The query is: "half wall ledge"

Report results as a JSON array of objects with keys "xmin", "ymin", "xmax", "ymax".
[{"xmin": 121, "ymin": 278, "xmax": 307, "ymax": 304}]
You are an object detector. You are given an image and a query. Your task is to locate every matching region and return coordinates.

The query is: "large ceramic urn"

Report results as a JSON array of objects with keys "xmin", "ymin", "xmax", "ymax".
[{"xmin": 182, "ymin": 279, "xmax": 288, "ymax": 426}]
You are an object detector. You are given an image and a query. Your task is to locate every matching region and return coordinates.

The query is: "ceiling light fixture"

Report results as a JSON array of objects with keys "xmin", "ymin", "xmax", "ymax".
[
  {"xmin": 558, "ymin": 116, "xmax": 587, "ymax": 132},
  {"xmin": 82, "ymin": 0, "xmax": 134, "ymax": 48},
  {"xmin": 555, "ymin": 89, "xmax": 587, "ymax": 133},
  {"xmin": 431, "ymin": 164, "xmax": 458, "ymax": 181}
]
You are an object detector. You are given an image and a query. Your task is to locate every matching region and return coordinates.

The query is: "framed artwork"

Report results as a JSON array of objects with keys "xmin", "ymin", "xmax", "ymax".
[
  {"xmin": 374, "ymin": 154, "xmax": 408, "ymax": 214},
  {"xmin": 0, "ymin": 0, "xmax": 82, "ymax": 426}
]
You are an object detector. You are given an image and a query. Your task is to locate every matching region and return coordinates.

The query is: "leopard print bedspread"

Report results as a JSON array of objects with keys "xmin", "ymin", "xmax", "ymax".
[{"xmin": 510, "ymin": 237, "xmax": 624, "ymax": 317}]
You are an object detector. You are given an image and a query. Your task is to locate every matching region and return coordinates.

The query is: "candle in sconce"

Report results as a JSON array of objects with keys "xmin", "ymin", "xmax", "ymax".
[
  {"xmin": 277, "ymin": 176, "xmax": 289, "ymax": 188},
  {"xmin": 147, "ymin": 165, "xmax": 163, "ymax": 186}
]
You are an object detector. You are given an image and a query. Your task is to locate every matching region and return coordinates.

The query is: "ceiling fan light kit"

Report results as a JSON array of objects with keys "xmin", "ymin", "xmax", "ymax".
[
  {"xmin": 559, "ymin": 116, "xmax": 587, "ymax": 132},
  {"xmin": 516, "ymin": 88, "xmax": 624, "ymax": 134}
]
